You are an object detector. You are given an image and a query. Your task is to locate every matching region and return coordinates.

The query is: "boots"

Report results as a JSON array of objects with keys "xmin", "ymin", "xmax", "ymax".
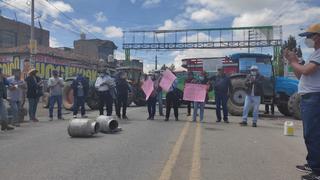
[{"xmin": 1, "ymin": 121, "xmax": 14, "ymax": 131}]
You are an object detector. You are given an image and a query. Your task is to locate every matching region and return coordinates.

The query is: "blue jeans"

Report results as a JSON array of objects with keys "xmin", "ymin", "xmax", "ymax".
[
  {"xmin": 49, "ymin": 95, "xmax": 62, "ymax": 118},
  {"xmin": 73, "ymin": 96, "xmax": 86, "ymax": 116},
  {"xmin": 157, "ymin": 92, "xmax": 163, "ymax": 115},
  {"xmin": 0, "ymin": 98, "xmax": 8, "ymax": 124},
  {"xmin": 215, "ymin": 94, "xmax": 229, "ymax": 121},
  {"xmin": 147, "ymin": 96, "xmax": 157, "ymax": 118},
  {"xmin": 28, "ymin": 98, "xmax": 39, "ymax": 120},
  {"xmin": 9, "ymin": 100, "xmax": 20, "ymax": 124},
  {"xmin": 193, "ymin": 101, "xmax": 205, "ymax": 121},
  {"xmin": 301, "ymin": 93, "xmax": 320, "ymax": 175},
  {"xmin": 242, "ymin": 95, "xmax": 261, "ymax": 123}
]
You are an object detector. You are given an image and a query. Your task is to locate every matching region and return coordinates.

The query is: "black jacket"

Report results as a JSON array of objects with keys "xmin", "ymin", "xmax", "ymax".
[
  {"xmin": 245, "ymin": 74, "xmax": 264, "ymax": 96},
  {"xmin": 116, "ymin": 78, "xmax": 130, "ymax": 96},
  {"xmin": 25, "ymin": 75, "xmax": 42, "ymax": 98},
  {"xmin": 213, "ymin": 75, "xmax": 232, "ymax": 95},
  {"xmin": 71, "ymin": 76, "xmax": 89, "ymax": 97},
  {"xmin": 0, "ymin": 77, "xmax": 9, "ymax": 99}
]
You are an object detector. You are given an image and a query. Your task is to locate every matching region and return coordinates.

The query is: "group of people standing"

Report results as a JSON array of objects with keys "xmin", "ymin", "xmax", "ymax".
[
  {"xmin": 144, "ymin": 68, "xmax": 233, "ymax": 123},
  {"xmin": 95, "ymin": 70, "xmax": 131, "ymax": 119},
  {"xmin": 0, "ymin": 67, "xmax": 133, "ymax": 131},
  {"xmin": 0, "ymin": 68, "xmax": 42, "ymax": 131}
]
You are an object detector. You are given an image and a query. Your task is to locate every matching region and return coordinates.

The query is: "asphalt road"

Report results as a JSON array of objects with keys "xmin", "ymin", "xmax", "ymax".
[{"xmin": 0, "ymin": 106, "xmax": 307, "ymax": 180}]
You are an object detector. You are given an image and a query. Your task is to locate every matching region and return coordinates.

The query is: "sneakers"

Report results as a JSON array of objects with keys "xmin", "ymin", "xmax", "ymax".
[
  {"xmin": 164, "ymin": 118, "xmax": 169, "ymax": 121},
  {"xmin": 301, "ymin": 173, "xmax": 320, "ymax": 180},
  {"xmin": 73, "ymin": 115, "xmax": 77, "ymax": 118},
  {"xmin": 49, "ymin": 117, "xmax": 53, "ymax": 121},
  {"xmin": 81, "ymin": 115, "xmax": 88, "ymax": 118},
  {"xmin": 239, "ymin": 121, "xmax": 248, "ymax": 126},
  {"xmin": 252, "ymin": 123, "xmax": 257, "ymax": 127},
  {"xmin": 58, "ymin": 117, "xmax": 65, "ymax": 120},
  {"xmin": 187, "ymin": 113, "xmax": 191, "ymax": 116},
  {"xmin": 297, "ymin": 164, "xmax": 312, "ymax": 173},
  {"xmin": 122, "ymin": 115, "xmax": 128, "ymax": 120},
  {"xmin": 216, "ymin": 119, "xmax": 221, "ymax": 122}
]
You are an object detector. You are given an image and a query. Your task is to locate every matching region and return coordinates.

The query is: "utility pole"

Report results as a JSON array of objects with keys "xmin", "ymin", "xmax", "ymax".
[
  {"xmin": 155, "ymin": 54, "xmax": 158, "ymax": 70},
  {"xmin": 30, "ymin": 0, "xmax": 36, "ymax": 68}
]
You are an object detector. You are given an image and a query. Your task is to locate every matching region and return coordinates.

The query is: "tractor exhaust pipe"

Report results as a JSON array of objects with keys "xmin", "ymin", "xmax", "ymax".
[
  {"xmin": 67, "ymin": 119, "xmax": 100, "ymax": 137},
  {"xmin": 96, "ymin": 116, "xmax": 119, "ymax": 133}
]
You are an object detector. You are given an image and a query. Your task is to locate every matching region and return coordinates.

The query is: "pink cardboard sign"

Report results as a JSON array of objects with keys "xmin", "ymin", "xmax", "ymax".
[
  {"xmin": 159, "ymin": 70, "xmax": 177, "ymax": 92},
  {"xmin": 141, "ymin": 79, "xmax": 154, "ymax": 100},
  {"xmin": 183, "ymin": 83, "xmax": 207, "ymax": 102}
]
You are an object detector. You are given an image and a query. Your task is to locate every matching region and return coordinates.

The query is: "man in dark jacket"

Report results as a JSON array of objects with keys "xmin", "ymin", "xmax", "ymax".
[
  {"xmin": 71, "ymin": 73, "xmax": 89, "ymax": 118},
  {"xmin": 214, "ymin": 67, "xmax": 232, "ymax": 123},
  {"xmin": 116, "ymin": 72, "xmax": 130, "ymax": 119},
  {"xmin": 0, "ymin": 68, "xmax": 14, "ymax": 131},
  {"xmin": 25, "ymin": 69, "xmax": 43, "ymax": 122},
  {"xmin": 240, "ymin": 65, "xmax": 264, "ymax": 127}
]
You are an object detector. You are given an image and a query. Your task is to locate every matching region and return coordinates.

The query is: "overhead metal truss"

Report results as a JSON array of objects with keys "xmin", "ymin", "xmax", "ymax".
[{"xmin": 122, "ymin": 26, "xmax": 282, "ymax": 50}]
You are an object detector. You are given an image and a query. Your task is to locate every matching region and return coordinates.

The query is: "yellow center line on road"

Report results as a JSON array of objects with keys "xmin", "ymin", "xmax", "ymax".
[
  {"xmin": 158, "ymin": 121, "xmax": 191, "ymax": 180},
  {"xmin": 189, "ymin": 122, "xmax": 202, "ymax": 180}
]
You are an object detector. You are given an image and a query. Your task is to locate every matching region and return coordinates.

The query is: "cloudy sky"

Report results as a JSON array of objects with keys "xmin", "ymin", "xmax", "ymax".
[{"xmin": 1, "ymin": 0, "xmax": 319, "ymax": 72}]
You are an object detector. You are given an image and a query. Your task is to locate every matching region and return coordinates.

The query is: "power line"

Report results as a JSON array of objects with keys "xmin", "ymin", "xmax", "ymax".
[
  {"xmin": 40, "ymin": 0, "xmax": 99, "ymax": 39},
  {"xmin": 0, "ymin": 0, "xmax": 81, "ymax": 35}
]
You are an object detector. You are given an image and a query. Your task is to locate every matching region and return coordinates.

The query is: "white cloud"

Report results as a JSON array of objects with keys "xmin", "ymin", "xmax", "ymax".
[
  {"xmin": 71, "ymin": 19, "xmax": 103, "ymax": 34},
  {"xmin": 104, "ymin": 26, "xmax": 124, "ymax": 38},
  {"xmin": 158, "ymin": 19, "xmax": 187, "ymax": 30},
  {"xmin": 94, "ymin": 12, "xmax": 107, "ymax": 22},
  {"xmin": 50, "ymin": 37, "xmax": 62, "ymax": 47},
  {"xmin": 190, "ymin": 9, "xmax": 218, "ymax": 23},
  {"xmin": 142, "ymin": 0, "xmax": 161, "ymax": 7}
]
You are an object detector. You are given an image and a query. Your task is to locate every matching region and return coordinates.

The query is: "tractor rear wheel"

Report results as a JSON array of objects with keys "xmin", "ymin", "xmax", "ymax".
[
  {"xmin": 62, "ymin": 81, "xmax": 74, "ymax": 110},
  {"xmin": 277, "ymin": 103, "xmax": 291, "ymax": 116},
  {"xmin": 86, "ymin": 87, "xmax": 99, "ymax": 110},
  {"xmin": 227, "ymin": 77, "xmax": 247, "ymax": 116},
  {"xmin": 288, "ymin": 92, "xmax": 301, "ymax": 120}
]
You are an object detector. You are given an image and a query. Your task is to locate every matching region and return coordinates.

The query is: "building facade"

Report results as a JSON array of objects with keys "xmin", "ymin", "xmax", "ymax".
[
  {"xmin": 74, "ymin": 39, "xmax": 117, "ymax": 61},
  {"xmin": 0, "ymin": 16, "xmax": 49, "ymax": 48}
]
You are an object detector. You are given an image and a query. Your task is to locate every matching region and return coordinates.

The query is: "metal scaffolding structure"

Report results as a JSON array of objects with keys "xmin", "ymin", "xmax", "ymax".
[{"xmin": 123, "ymin": 26, "xmax": 282, "ymax": 51}]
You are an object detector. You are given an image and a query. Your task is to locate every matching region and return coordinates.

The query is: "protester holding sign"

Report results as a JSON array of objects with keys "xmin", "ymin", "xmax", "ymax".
[
  {"xmin": 162, "ymin": 70, "xmax": 179, "ymax": 121},
  {"xmin": 192, "ymin": 71, "xmax": 211, "ymax": 122},
  {"xmin": 184, "ymin": 72, "xmax": 194, "ymax": 116},
  {"xmin": 146, "ymin": 75, "xmax": 158, "ymax": 120}
]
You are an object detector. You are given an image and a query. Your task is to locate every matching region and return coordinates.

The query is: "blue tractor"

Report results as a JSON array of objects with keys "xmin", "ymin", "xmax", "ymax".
[{"xmin": 226, "ymin": 53, "xmax": 301, "ymax": 119}]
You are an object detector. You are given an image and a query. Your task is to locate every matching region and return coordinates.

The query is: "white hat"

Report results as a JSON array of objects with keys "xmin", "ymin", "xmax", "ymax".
[{"xmin": 250, "ymin": 65, "xmax": 258, "ymax": 70}]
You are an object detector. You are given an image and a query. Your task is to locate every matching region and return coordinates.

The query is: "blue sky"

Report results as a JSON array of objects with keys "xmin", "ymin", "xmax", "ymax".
[{"xmin": 1, "ymin": 0, "xmax": 320, "ymax": 72}]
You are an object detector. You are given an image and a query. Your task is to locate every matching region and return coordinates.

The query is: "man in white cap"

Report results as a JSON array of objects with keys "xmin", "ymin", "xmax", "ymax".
[
  {"xmin": 285, "ymin": 23, "xmax": 320, "ymax": 180},
  {"xmin": 240, "ymin": 65, "xmax": 264, "ymax": 127}
]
